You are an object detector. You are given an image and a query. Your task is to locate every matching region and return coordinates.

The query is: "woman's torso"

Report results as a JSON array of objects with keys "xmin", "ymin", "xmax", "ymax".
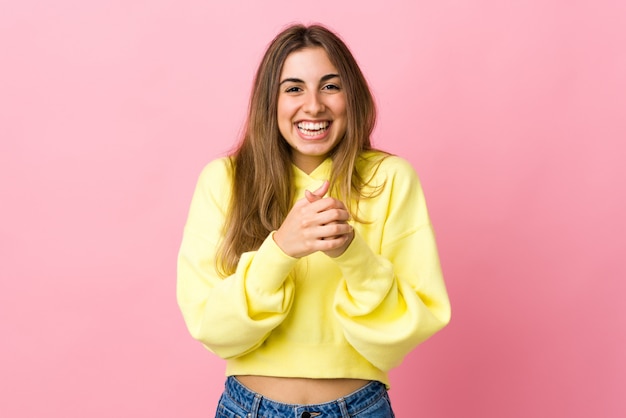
[{"xmin": 235, "ymin": 375, "xmax": 371, "ymax": 404}]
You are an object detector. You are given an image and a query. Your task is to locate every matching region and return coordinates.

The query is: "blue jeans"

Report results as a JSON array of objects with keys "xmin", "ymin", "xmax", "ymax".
[{"xmin": 216, "ymin": 376, "xmax": 395, "ymax": 418}]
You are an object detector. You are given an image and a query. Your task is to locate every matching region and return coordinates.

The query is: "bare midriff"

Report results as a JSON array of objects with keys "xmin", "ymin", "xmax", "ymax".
[{"xmin": 235, "ymin": 375, "xmax": 370, "ymax": 405}]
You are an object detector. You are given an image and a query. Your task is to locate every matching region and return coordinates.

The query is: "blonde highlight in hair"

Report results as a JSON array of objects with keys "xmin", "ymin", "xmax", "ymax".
[{"xmin": 217, "ymin": 24, "xmax": 385, "ymax": 276}]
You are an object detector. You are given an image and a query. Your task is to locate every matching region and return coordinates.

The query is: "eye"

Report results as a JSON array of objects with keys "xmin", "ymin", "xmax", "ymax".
[
  {"xmin": 284, "ymin": 86, "xmax": 302, "ymax": 93},
  {"xmin": 322, "ymin": 84, "xmax": 341, "ymax": 91}
]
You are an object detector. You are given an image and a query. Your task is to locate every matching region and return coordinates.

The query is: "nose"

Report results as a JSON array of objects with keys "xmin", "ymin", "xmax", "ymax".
[{"xmin": 302, "ymin": 91, "xmax": 325, "ymax": 115}]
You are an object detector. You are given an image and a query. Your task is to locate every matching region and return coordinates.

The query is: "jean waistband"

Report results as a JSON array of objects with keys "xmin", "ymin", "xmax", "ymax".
[{"xmin": 225, "ymin": 376, "xmax": 387, "ymax": 417}]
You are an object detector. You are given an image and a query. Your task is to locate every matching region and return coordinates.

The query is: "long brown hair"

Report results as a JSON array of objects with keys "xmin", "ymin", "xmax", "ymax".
[{"xmin": 218, "ymin": 24, "xmax": 383, "ymax": 276}]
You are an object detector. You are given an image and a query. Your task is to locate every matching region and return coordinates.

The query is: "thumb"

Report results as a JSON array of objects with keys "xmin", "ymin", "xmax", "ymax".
[{"xmin": 305, "ymin": 180, "xmax": 329, "ymax": 203}]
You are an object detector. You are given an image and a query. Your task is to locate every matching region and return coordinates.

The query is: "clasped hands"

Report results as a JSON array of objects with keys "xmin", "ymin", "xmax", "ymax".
[{"xmin": 273, "ymin": 180, "xmax": 354, "ymax": 259}]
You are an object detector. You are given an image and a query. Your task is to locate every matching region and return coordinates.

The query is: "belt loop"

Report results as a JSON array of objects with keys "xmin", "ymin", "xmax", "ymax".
[
  {"xmin": 337, "ymin": 397, "xmax": 350, "ymax": 418},
  {"xmin": 248, "ymin": 393, "xmax": 262, "ymax": 418}
]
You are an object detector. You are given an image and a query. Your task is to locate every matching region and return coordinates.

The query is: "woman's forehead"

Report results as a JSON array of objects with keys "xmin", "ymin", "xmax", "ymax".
[{"xmin": 280, "ymin": 47, "xmax": 339, "ymax": 81}]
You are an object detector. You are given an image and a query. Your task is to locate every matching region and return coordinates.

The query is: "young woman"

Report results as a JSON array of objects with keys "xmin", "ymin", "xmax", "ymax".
[{"xmin": 177, "ymin": 24, "xmax": 451, "ymax": 418}]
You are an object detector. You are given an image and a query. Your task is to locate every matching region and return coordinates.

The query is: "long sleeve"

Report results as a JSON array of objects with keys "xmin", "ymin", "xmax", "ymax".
[
  {"xmin": 176, "ymin": 159, "xmax": 297, "ymax": 359},
  {"xmin": 332, "ymin": 157, "xmax": 451, "ymax": 371}
]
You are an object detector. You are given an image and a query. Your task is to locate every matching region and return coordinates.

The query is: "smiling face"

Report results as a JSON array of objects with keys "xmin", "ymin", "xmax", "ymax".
[{"xmin": 277, "ymin": 47, "xmax": 347, "ymax": 174}]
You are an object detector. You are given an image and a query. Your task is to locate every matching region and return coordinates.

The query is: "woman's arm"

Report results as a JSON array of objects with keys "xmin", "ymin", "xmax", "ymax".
[
  {"xmin": 177, "ymin": 159, "xmax": 298, "ymax": 359},
  {"xmin": 331, "ymin": 157, "xmax": 451, "ymax": 371}
]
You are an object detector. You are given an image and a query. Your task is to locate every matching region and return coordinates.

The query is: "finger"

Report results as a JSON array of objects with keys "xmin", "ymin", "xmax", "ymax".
[
  {"xmin": 311, "ymin": 180, "xmax": 329, "ymax": 197},
  {"xmin": 317, "ymin": 226, "xmax": 354, "ymax": 247},
  {"xmin": 305, "ymin": 189, "xmax": 320, "ymax": 203},
  {"xmin": 309, "ymin": 197, "xmax": 348, "ymax": 214},
  {"xmin": 305, "ymin": 180, "xmax": 329, "ymax": 203},
  {"xmin": 316, "ymin": 208, "xmax": 350, "ymax": 225},
  {"xmin": 318, "ymin": 223, "xmax": 353, "ymax": 240}
]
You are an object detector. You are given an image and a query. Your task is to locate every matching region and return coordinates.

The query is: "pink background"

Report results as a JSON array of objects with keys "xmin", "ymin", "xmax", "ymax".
[{"xmin": 1, "ymin": 1, "xmax": 624, "ymax": 417}]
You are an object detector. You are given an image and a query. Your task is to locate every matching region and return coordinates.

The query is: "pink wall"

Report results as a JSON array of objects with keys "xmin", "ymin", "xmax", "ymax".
[{"xmin": 1, "ymin": 1, "xmax": 624, "ymax": 417}]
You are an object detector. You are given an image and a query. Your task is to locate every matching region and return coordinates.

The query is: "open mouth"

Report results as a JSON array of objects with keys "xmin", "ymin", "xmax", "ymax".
[{"xmin": 297, "ymin": 121, "xmax": 331, "ymax": 137}]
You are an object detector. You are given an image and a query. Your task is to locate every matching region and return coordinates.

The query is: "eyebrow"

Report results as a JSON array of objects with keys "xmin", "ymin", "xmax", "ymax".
[{"xmin": 279, "ymin": 73, "xmax": 340, "ymax": 85}]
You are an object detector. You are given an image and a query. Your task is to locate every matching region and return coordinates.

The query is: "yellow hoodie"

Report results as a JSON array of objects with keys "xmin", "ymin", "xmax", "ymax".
[{"xmin": 177, "ymin": 153, "xmax": 450, "ymax": 387}]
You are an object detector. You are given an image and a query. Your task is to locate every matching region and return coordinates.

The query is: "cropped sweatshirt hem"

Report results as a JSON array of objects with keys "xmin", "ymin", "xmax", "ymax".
[{"xmin": 226, "ymin": 340, "xmax": 389, "ymax": 387}]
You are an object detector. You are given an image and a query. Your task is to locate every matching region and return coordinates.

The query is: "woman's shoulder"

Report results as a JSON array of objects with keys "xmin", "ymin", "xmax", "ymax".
[
  {"xmin": 357, "ymin": 150, "xmax": 419, "ymax": 180},
  {"xmin": 193, "ymin": 156, "xmax": 235, "ymax": 201},
  {"xmin": 198, "ymin": 156, "xmax": 235, "ymax": 181}
]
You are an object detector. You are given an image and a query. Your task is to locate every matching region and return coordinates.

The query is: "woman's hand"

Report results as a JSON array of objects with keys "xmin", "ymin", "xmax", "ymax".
[{"xmin": 273, "ymin": 181, "xmax": 354, "ymax": 258}]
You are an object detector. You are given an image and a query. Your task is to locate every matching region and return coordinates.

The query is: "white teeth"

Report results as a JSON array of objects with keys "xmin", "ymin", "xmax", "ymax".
[{"xmin": 298, "ymin": 121, "xmax": 330, "ymax": 131}]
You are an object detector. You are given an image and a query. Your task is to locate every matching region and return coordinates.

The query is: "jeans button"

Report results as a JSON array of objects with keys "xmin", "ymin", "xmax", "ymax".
[{"xmin": 301, "ymin": 412, "xmax": 311, "ymax": 418}]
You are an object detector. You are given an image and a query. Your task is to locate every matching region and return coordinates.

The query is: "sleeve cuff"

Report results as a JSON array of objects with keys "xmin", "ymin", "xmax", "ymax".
[
  {"xmin": 243, "ymin": 231, "xmax": 298, "ymax": 294},
  {"xmin": 332, "ymin": 232, "xmax": 395, "ymax": 296}
]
